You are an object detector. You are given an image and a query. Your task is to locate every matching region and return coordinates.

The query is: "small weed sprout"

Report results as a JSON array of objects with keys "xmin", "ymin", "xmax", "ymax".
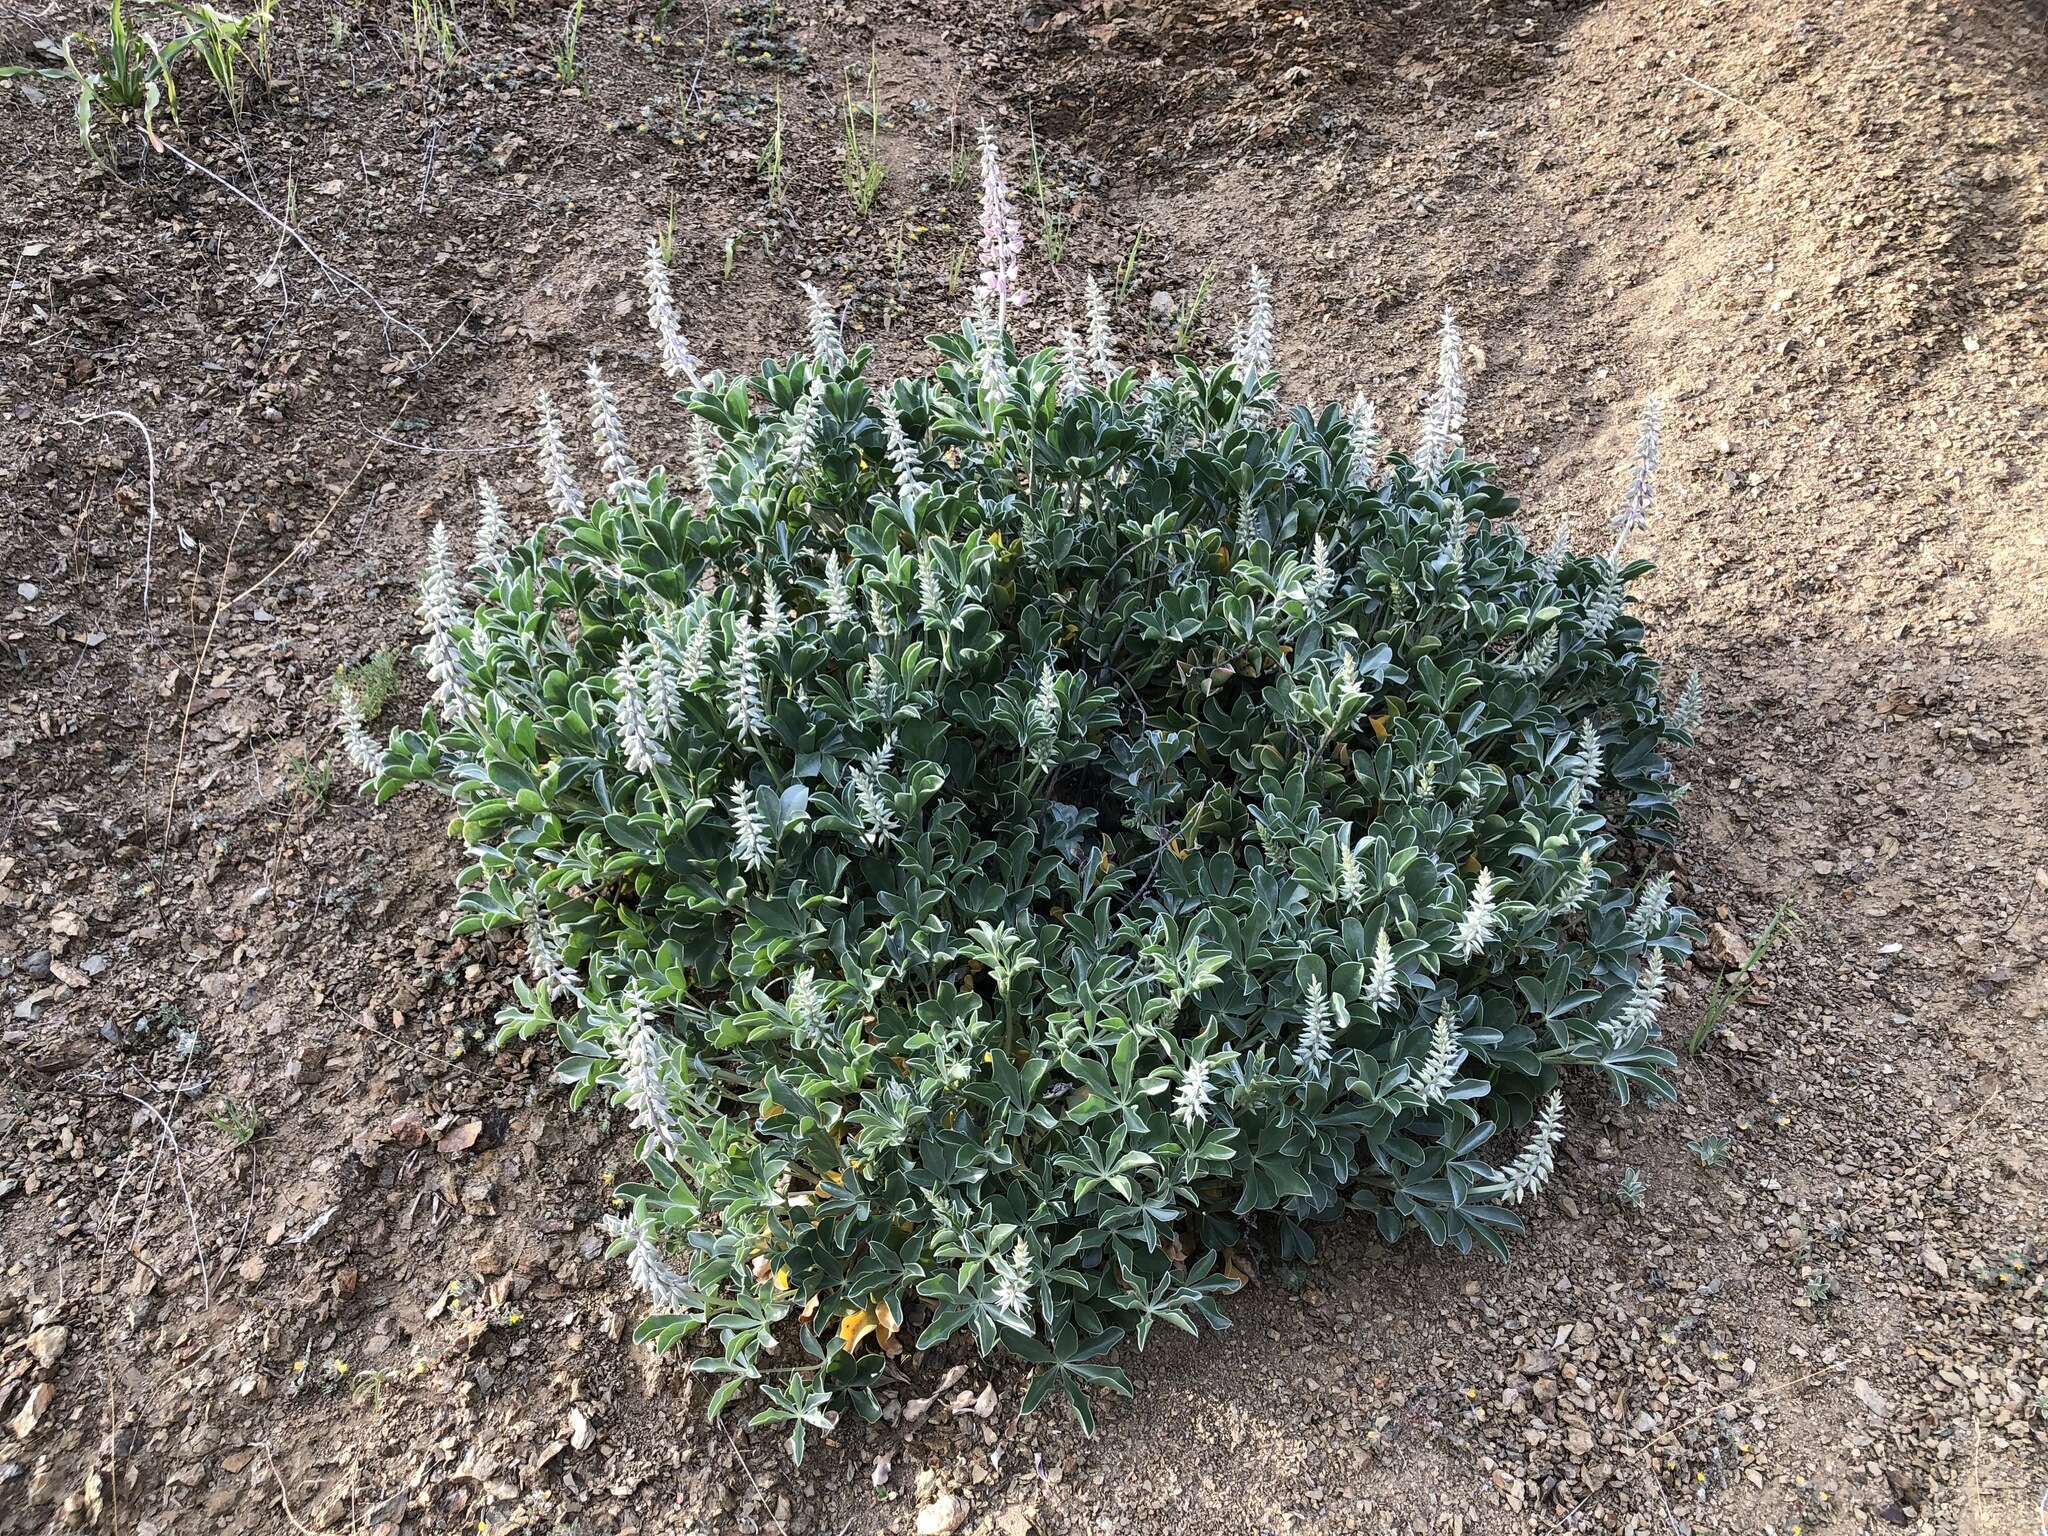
[
  {"xmin": 1616, "ymin": 1166, "xmax": 1647, "ymax": 1208},
  {"xmin": 839, "ymin": 56, "xmax": 885, "ymax": 216},
  {"xmin": 1689, "ymin": 901, "xmax": 1797, "ymax": 1053},
  {"xmin": 408, "ymin": 0, "xmax": 460, "ymax": 73},
  {"xmin": 336, "ymin": 651, "xmax": 399, "ymax": 721},
  {"xmin": 349, "ymin": 1366, "xmax": 397, "ymax": 1409},
  {"xmin": 162, "ymin": 1, "xmax": 269, "ymax": 118},
  {"xmin": 553, "ymin": 0, "xmax": 582, "ymax": 83},
  {"xmin": 1025, "ymin": 119, "xmax": 1069, "ymax": 267},
  {"xmin": 1117, "ymin": 230, "xmax": 1144, "ymax": 300},
  {"xmin": 658, "ymin": 196, "xmax": 679, "ymax": 265},
  {"xmin": 289, "ymin": 752, "xmax": 335, "ymax": 803},
  {"xmin": 26, "ymin": 0, "xmax": 181, "ymax": 165},
  {"xmin": 758, "ymin": 88, "xmax": 786, "ymax": 206},
  {"xmin": 210, "ymin": 1098, "xmax": 262, "ymax": 1146},
  {"xmin": 1687, "ymin": 1133, "xmax": 1732, "ymax": 1168},
  {"xmin": 1173, "ymin": 273, "xmax": 1213, "ymax": 353}
]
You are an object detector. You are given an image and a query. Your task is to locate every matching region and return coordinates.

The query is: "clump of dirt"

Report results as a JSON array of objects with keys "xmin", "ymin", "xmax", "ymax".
[{"xmin": 1, "ymin": 0, "xmax": 2043, "ymax": 1533}]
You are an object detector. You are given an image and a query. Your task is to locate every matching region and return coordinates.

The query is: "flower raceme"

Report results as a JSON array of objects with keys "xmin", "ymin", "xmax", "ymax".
[{"xmin": 359, "ymin": 179, "xmax": 1699, "ymax": 1455}]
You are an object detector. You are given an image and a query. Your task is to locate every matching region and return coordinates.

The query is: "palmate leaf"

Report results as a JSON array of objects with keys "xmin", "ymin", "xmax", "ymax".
[
  {"xmin": 1013, "ymin": 1326, "xmax": 1134, "ymax": 1434},
  {"xmin": 369, "ymin": 262, "xmax": 1699, "ymax": 1449}
]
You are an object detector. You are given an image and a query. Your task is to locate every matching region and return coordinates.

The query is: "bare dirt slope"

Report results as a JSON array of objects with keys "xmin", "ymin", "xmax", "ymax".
[{"xmin": 2, "ymin": 1, "xmax": 2044, "ymax": 1532}]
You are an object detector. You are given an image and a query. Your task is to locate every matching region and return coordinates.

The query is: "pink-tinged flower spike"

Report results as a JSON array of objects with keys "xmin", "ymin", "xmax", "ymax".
[
  {"xmin": 1610, "ymin": 395, "xmax": 1663, "ymax": 556},
  {"xmin": 1415, "ymin": 307, "xmax": 1467, "ymax": 482},
  {"xmin": 644, "ymin": 235, "xmax": 703, "ymax": 386},
  {"xmin": 976, "ymin": 121, "xmax": 1027, "ymax": 330}
]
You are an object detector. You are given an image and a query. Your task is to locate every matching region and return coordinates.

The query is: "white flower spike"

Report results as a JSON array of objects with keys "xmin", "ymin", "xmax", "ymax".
[
  {"xmin": 1497, "ymin": 1090, "xmax": 1564, "ymax": 1206},
  {"xmin": 1452, "ymin": 868, "xmax": 1499, "ymax": 960},
  {"xmin": 536, "ymin": 391, "xmax": 585, "ymax": 519},
  {"xmin": 1415, "ymin": 307, "xmax": 1467, "ymax": 481}
]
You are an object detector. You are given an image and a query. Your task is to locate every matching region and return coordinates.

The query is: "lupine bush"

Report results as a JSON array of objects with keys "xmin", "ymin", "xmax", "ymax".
[{"xmin": 355, "ymin": 134, "xmax": 1700, "ymax": 1458}]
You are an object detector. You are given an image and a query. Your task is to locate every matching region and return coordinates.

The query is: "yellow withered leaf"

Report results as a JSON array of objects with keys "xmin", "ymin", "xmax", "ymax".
[
  {"xmin": 839, "ymin": 1306, "xmax": 876, "ymax": 1352},
  {"xmin": 1369, "ymin": 714, "xmax": 1391, "ymax": 741},
  {"xmin": 838, "ymin": 1297, "xmax": 900, "ymax": 1354}
]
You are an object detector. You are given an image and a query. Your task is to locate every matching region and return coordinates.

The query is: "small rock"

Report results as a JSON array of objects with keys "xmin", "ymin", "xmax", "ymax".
[
  {"xmin": 1148, "ymin": 290, "xmax": 1175, "ymax": 321},
  {"xmin": 916, "ymin": 1492, "xmax": 969, "ymax": 1536},
  {"xmin": 23, "ymin": 1327, "xmax": 69, "ymax": 1369},
  {"xmin": 568, "ymin": 1407, "xmax": 597, "ymax": 1452},
  {"xmin": 9, "ymin": 1385, "xmax": 52, "ymax": 1440},
  {"xmin": 1851, "ymin": 1377, "xmax": 1892, "ymax": 1421}
]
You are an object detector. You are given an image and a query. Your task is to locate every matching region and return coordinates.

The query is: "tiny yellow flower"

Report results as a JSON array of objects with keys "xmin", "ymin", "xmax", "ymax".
[
  {"xmin": 331, "ymin": 1358, "xmax": 349, "ymax": 1375},
  {"xmin": 293, "ymin": 1359, "xmax": 307, "ymax": 1373}
]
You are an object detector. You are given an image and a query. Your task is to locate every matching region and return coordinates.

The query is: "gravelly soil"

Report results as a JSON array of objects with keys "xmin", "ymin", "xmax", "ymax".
[{"xmin": 2, "ymin": 1, "xmax": 2044, "ymax": 1532}]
